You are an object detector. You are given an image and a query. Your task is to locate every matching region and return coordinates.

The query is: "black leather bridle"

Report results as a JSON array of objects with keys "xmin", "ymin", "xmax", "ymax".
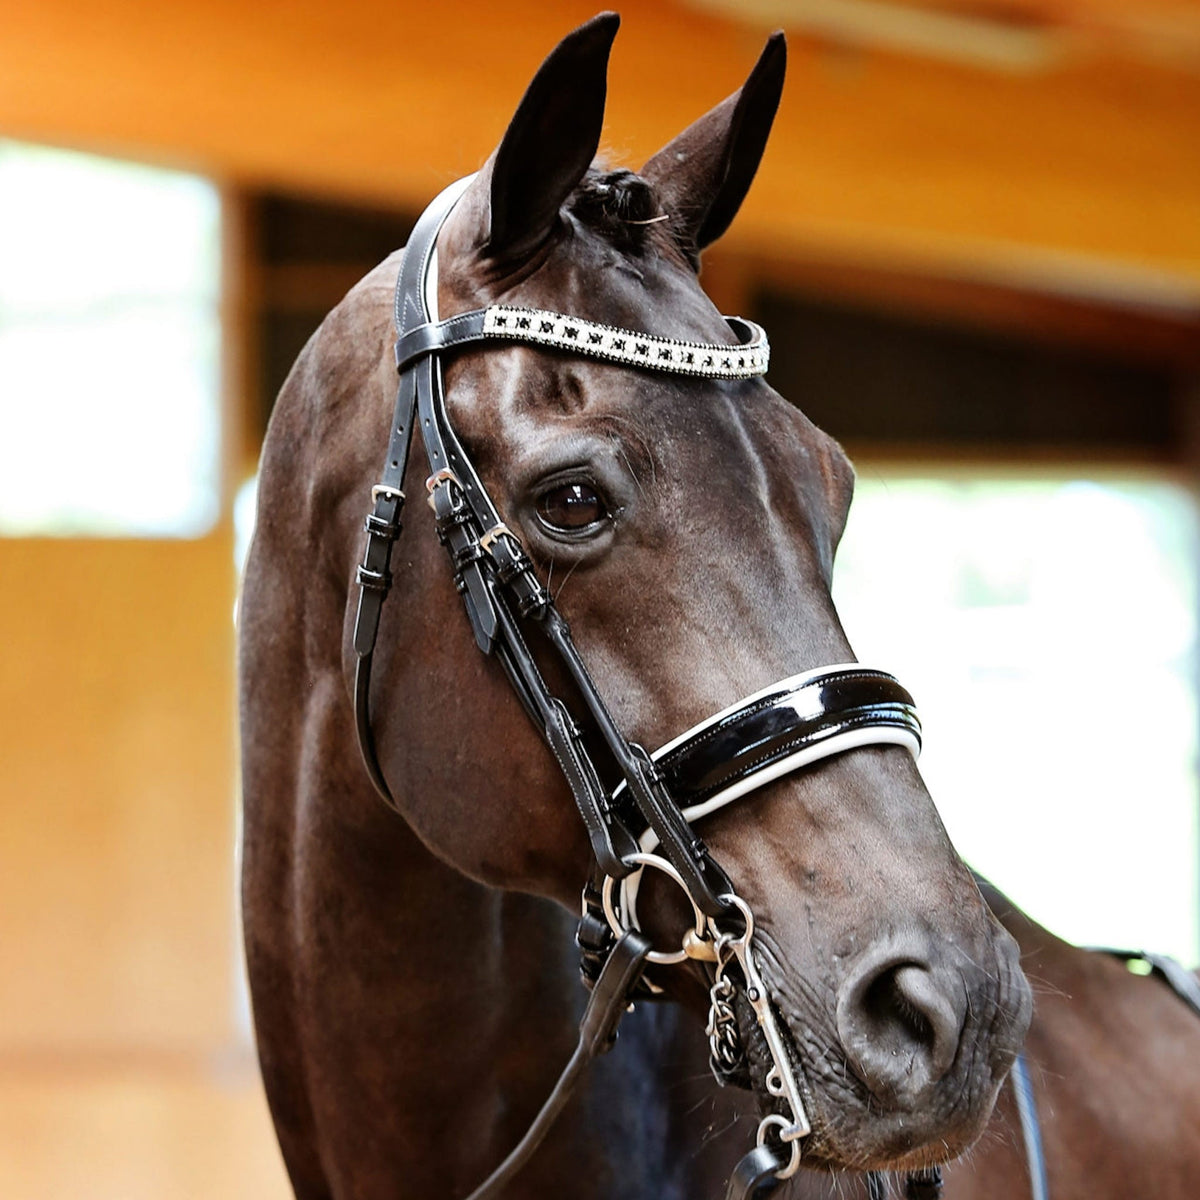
[{"xmin": 350, "ymin": 175, "xmax": 926, "ymax": 1199}]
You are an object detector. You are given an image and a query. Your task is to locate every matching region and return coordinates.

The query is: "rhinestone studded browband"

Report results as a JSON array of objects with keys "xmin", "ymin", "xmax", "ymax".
[
  {"xmin": 481, "ymin": 306, "xmax": 770, "ymax": 378},
  {"xmin": 391, "ymin": 237, "xmax": 770, "ymax": 382}
]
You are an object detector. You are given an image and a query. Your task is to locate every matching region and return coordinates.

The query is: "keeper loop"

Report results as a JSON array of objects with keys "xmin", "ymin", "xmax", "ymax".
[
  {"xmin": 425, "ymin": 467, "xmax": 462, "ymax": 494},
  {"xmin": 364, "ymin": 512, "xmax": 401, "ymax": 539}
]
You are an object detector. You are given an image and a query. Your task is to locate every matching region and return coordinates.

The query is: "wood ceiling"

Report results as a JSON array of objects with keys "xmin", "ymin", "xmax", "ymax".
[
  {"xmin": 2, "ymin": 0, "xmax": 1199, "ymax": 308},
  {"xmin": 691, "ymin": 0, "xmax": 1200, "ymax": 73}
]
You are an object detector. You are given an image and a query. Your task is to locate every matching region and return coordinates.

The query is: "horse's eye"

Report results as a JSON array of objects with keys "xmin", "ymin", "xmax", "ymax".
[{"xmin": 536, "ymin": 482, "xmax": 608, "ymax": 533}]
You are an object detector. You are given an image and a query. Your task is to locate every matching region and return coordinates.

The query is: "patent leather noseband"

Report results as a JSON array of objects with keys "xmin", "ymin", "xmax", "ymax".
[
  {"xmin": 349, "ymin": 175, "xmax": 925, "ymax": 1198},
  {"xmin": 622, "ymin": 665, "xmax": 920, "ymax": 812}
]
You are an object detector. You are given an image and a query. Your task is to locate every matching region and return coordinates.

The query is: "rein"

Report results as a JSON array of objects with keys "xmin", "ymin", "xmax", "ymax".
[{"xmin": 350, "ymin": 175, "xmax": 925, "ymax": 1198}]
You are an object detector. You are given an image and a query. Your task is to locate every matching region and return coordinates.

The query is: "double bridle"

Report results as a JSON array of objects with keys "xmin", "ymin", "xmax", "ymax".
[{"xmin": 351, "ymin": 175, "xmax": 927, "ymax": 1199}]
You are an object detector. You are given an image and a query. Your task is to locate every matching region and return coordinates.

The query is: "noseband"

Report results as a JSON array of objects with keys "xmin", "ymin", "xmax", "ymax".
[{"xmin": 351, "ymin": 176, "xmax": 924, "ymax": 1198}]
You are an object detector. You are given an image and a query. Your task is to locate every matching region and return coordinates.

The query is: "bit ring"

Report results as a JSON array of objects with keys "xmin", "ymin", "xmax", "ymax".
[{"xmin": 601, "ymin": 852, "xmax": 709, "ymax": 965}]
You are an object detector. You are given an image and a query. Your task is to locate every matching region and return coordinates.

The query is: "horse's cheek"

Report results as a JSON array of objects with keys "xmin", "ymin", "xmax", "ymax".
[{"xmin": 396, "ymin": 754, "xmax": 588, "ymax": 903}]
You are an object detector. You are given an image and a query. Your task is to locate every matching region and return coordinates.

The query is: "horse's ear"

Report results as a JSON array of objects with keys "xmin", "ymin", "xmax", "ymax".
[
  {"xmin": 641, "ymin": 33, "xmax": 786, "ymax": 264},
  {"xmin": 480, "ymin": 12, "xmax": 619, "ymax": 262}
]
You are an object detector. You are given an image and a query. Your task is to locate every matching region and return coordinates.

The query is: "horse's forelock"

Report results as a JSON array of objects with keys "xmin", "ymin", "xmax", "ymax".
[{"xmin": 567, "ymin": 168, "xmax": 677, "ymax": 257}]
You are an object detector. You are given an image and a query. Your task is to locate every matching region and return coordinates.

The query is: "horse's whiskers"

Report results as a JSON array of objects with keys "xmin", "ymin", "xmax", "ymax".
[{"xmin": 553, "ymin": 556, "xmax": 583, "ymax": 600}]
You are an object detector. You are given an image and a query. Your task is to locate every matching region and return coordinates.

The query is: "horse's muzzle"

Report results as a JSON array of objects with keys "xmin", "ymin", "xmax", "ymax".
[
  {"xmin": 818, "ymin": 920, "xmax": 1032, "ymax": 1165},
  {"xmin": 836, "ymin": 931, "xmax": 974, "ymax": 1108}
]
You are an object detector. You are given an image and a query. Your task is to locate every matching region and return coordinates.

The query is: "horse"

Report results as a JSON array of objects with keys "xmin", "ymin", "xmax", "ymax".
[{"xmin": 239, "ymin": 13, "xmax": 1034, "ymax": 1199}]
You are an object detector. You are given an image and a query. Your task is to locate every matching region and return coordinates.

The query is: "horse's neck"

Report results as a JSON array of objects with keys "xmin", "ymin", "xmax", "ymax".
[
  {"xmin": 275, "ymin": 722, "xmax": 730, "ymax": 1196},
  {"xmin": 241, "ymin": 581, "xmax": 745, "ymax": 1198},
  {"xmin": 363, "ymin": 818, "xmax": 758, "ymax": 1196}
]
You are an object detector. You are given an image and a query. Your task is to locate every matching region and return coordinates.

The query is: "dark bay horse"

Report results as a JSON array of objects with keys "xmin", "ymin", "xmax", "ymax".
[{"xmin": 240, "ymin": 14, "xmax": 1035, "ymax": 1199}]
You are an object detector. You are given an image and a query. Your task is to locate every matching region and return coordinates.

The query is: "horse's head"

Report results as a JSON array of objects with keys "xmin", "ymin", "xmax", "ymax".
[{"xmin": 356, "ymin": 12, "xmax": 1031, "ymax": 1177}]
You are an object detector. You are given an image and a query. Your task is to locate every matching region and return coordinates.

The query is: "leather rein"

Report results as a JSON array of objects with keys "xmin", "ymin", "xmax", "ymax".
[{"xmin": 350, "ymin": 174, "xmax": 926, "ymax": 1199}]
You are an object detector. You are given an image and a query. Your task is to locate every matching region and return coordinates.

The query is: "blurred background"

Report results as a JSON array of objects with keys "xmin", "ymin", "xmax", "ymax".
[{"xmin": 2, "ymin": 0, "xmax": 1199, "ymax": 1196}]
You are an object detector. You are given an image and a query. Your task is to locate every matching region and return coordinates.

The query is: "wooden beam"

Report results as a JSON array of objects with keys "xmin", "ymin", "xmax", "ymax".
[{"xmin": 1, "ymin": 0, "xmax": 1199, "ymax": 300}]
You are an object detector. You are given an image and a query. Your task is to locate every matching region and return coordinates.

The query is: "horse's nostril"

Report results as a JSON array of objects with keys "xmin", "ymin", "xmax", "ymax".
[
  {"xmin": 836, "ymin": 948, "xmax": 968, "ymax": 1108},
  {"xmin": 865, "ymin": 965, "xmax": 933, "ymax": 1044}
]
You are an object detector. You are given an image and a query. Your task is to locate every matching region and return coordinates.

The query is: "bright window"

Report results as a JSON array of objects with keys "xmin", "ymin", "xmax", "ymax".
[
  {"xmin": 0, "ymin": 141, "xmax": 221, "ymax": 537},
  {"xmin": 834, "ymin": 473, "xmax": 1199, "ymax": 965}
]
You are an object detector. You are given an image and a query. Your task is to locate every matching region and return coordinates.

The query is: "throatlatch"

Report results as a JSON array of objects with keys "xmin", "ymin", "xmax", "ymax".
[{"xmin": 351, "ymin": 175, "xmax": 928, "ymax": 1199}]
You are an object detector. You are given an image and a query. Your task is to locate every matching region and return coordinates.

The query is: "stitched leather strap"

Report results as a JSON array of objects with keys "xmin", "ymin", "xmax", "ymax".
[
  {"xmin": 394, "ymin": 309, "xmax": 488, "ymax": 372},
  {"xmin": 351, "ymin": 179, "xmax": 475, "ymax": 811},
  {"xmin": 462, "ymin": 931, "xmax": 650, "ymax": 1200},
  {"xmin": 532, "ymin": 607, "xmax": 734, "ymax": 915}
]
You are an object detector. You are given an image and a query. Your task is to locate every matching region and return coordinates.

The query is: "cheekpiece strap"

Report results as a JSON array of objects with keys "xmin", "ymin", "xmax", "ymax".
[{"xmin": 352, "ymin": 176, "xmax": 475, "ymax": 810}]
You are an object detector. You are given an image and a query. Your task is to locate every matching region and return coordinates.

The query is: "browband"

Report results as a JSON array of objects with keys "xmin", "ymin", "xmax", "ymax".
[{"xmin": 395, "ymin": 304, "xmax": 769, "ymax": 378}]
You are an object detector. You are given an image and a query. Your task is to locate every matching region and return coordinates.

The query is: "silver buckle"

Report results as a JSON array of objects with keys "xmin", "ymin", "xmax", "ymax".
[
  {"xmin": 371, "ymin": 483, "xmax": 405, "ymax": 505},
  {"xmin": 425, "ymin": 468, "xmax": 462, "ymax": 511},
  {"xmin": 479, "ymin": 523, "xmax": 519, "ymax": 555}
]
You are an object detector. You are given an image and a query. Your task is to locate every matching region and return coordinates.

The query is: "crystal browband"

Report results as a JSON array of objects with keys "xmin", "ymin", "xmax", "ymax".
[
  {"xmin": 482, "ymin": 306, "xmax": 769, "ymax": 378},
  {"xmin": 393, "ymin": 302, "xmax": 769, "ymax": 379}
]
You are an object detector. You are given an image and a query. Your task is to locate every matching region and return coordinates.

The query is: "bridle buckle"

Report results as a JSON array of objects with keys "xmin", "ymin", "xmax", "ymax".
[
  {"xmin": 425, "ymin": 467, "xmax": 463, "ymax": 511},
  {"xmin": 479, "ymin": 523, "xmax": 519, "ymax": 556},
  {"xmin": 371, "ymin": 483, "xmax": 405, "ymax": 505},
  {"xmin": 425, "ymin": 467, "xmax": 461, "ymax": 492}
]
